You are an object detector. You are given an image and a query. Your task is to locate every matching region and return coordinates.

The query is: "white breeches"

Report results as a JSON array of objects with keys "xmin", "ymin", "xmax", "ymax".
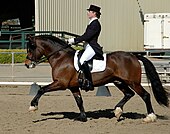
[{"xmin": 80, "ymin": 44, "xmax": 95, "ymax": 65}]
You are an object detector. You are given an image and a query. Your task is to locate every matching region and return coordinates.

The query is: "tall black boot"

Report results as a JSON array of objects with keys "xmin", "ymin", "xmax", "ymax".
[{"xmin": 79, "ymin": 62, "xmax": 94, "ymax": 91}]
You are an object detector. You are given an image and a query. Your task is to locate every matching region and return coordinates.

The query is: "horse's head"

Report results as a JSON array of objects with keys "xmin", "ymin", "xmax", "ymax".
[
  {"xmin": 25, "ymin": 35, "xmax": 75, "ymax": 69},
  {"xmin": 25, "ymin": 35, "xmax": 44, "ymax": 69}
]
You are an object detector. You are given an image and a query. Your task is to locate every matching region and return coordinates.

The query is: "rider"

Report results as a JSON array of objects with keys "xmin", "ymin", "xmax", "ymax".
[{"xmin": 68, "ymin": 4, "xmax": 104, "ymax": 91}]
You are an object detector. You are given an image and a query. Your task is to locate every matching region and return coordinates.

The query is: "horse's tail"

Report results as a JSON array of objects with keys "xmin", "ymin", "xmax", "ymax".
[{"xmin": 136, "ymin": 55, "xmax": 169, "ymax": 107}]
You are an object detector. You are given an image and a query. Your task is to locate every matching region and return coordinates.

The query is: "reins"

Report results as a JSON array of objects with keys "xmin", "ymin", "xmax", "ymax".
[{"xmin": 34, "ymin": 44, "xmax": 72, "ymax": 65}]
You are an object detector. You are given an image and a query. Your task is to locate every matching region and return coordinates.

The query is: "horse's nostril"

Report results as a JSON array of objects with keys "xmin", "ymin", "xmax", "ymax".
[{"xmin": 25, "ymin": 64, "xmax": 29, "ymax": 68}]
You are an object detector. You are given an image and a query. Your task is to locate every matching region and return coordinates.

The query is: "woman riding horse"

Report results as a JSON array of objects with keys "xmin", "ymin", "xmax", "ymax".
[
  {"xmin": 25, "ymin": 35, "xmax": 169, "ymax": 123},
  {"xmin": 68, "ymin": 5, "xmax": 104, "ymax": 91}
]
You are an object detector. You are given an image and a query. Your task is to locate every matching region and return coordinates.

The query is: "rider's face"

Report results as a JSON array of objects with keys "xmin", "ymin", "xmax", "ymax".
[{"xmin": 87, "ymin": 11, "xmax": 96, "ymax": 19}]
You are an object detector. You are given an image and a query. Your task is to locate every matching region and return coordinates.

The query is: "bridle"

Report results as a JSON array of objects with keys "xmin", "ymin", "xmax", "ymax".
[{"xmin": 26, "ymin": 43, "xmax": 71, "ymax": 66}]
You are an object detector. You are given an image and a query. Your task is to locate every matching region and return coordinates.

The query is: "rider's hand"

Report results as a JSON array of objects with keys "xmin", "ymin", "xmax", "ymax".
[{"xmin": 68, "ymin": 38, "xmax": 75, "ymax": 45}]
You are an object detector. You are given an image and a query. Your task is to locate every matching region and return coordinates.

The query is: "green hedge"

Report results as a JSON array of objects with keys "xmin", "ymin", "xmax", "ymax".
[
  {"xmin": 0, "ymin": 46, "xmax": 83, "ymax": 64},
  {"xmin": 0, "ymin": 49, "xmax": 27, "ymax": 64}
]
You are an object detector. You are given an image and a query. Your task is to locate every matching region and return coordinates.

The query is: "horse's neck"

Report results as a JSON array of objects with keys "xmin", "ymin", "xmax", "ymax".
[{"xmin": 48, "ymin": 49, "xmax": 75, "ymax": 68}]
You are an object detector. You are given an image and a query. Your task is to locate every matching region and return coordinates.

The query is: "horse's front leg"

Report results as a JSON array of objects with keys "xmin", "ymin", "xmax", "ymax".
[
  {"xmin": 71, "ymin": 88, "xmax": 87, "ymax": 122},
  {"xmin": 29, "ymin": 87, "xmax": 45, "ymax": 111},
  {"xmin": 29, "ymin": 81, "xmax": 62, "ymax": 112}
]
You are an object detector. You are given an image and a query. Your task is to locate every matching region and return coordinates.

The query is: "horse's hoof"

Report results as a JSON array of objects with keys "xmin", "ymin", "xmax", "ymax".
[
  {"xmin": 74, "ymin": 115, "xmax": 87, "ymax": 122},
  {"xmin": 143, "ymin": 113, "xmax": 157, "ymax": 123},
  {"xmin": 114, "ymin": 107, "xmax": 123, "ymax": 120},
  {"xmin": 29, "ymin": 106, "xmax": 38, "ymax": 112},
  {"xmin": 74, "ymin": 117, "xmax": 87, "ymax": 122}
]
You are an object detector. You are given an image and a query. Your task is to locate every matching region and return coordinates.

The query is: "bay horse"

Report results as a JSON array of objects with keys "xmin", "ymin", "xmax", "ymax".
[{"xmin": 25, "ymin": 35, "xmax": 169, "ymax": 123}]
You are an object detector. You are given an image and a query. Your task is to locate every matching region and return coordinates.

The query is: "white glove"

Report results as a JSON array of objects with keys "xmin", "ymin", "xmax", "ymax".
[{"xmin": 68, "ymin": 38, "xmax": 75, "ymax": 45}]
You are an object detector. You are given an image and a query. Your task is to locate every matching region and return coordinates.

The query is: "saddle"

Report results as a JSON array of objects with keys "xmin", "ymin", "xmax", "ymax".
[
  {"xmin": 77, "ymin": 50, "xmax": 104, "ymax": 71},
  {"xmin": 74, "ymin": 50, "xmax": 106, "ymax": 91},
  {"xmin": 77, "ymin": 50, "xmax": 104, "ymax": 92}
]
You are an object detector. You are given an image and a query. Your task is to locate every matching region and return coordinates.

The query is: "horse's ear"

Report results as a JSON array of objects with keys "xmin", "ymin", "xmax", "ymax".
[
  {"xmin": 26, "ymin": 35, "xmax": 36, "ymax": 51},
  {"xmin": 26, "ymin": 34, "xmax": 36, "ymax": 46},
  {"xmin": 26, "ymin": 34, "xmax": 33, "ymax": 42}
]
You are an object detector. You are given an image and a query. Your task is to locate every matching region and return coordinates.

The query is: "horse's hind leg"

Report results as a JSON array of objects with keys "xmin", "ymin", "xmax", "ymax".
[
  {"xmin": 70, "ymin": 88, "xmax": 87, "ymax": 122},
  {"xmin": 130, "ymin": 83, "xmax": 157, "ymax": 122},
  {"xmin": 113, "ymin": 81, "xmax": 135, "ymax": 120}
]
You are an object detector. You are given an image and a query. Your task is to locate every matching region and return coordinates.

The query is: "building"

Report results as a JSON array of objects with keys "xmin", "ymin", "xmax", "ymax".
[
  {"xmin": 3, "ymin": 0, "xmax": 170, "ymax": 52},
  {"xmin": 0, "ymin": 0, "xmax": 34, "ymax": 29},
  {"xmin": 35, "ymin": 0, "xmax": 170, "ymax": 52}
]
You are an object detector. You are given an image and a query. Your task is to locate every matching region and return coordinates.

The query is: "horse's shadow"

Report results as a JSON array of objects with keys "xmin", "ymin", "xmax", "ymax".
[{"xmin": 33, "ymin": 109, "xmax": 162, "ymax": 123}]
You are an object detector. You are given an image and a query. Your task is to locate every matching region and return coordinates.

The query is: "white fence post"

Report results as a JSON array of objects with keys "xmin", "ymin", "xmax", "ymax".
[{"xmin": 11, "ymin": 52, "xmax": 14, "ymax": 81}]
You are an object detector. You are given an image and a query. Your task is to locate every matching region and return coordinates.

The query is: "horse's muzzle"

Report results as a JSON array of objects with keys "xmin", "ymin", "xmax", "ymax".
[{"xmin": 25, "ymin": 59, "xmax": 36, "ymax": 69}]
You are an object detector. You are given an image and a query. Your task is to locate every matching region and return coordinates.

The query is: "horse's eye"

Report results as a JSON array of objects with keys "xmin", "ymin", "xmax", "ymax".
[{"xmin": 29, "ymin": 44, "xmax": 36, "ymax": 51}]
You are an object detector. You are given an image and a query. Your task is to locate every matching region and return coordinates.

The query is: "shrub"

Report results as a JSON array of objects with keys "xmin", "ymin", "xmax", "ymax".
[
  {"xmin": 0, "ymin": 49, "xmax": 26, "ymax": 64},
  {"xmin": 0, "ymin": 46, "xmax": 83, "ymax": 64}
]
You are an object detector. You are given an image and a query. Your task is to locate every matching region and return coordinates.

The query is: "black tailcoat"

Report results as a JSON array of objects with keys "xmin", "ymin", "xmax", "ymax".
[{"xmin": 74, "ymin": 19, "xmax": 103, "ymax": 60}]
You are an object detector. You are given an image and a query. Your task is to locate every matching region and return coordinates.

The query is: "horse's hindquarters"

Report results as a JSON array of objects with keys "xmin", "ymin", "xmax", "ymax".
[{"xmin": 106, "ymin": 52, "xmax": 141, "ymax": 84}]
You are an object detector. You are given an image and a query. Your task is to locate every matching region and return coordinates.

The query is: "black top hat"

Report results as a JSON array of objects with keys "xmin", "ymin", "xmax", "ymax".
[{"xmin": 87, "ymin": 5, "xmax": 101, "ymax": 15}]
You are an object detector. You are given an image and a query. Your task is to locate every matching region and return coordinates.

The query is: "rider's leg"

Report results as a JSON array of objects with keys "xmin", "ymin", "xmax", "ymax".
[
  {"xmin": 81, "ymin": 61, "xmax": 93, "ymax": 90},
  {"xmin": 79, "ymin": 44, "xmax": 95, "ymax": 91},
  {"xmin": 80, "ymin": 44, "xmax": 95, "ymax": 65}
]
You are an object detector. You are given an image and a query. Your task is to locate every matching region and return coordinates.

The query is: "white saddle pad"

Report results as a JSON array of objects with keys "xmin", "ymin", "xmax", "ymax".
[{"xmin": 74, "ymin": 50, "xmax": 107, "ymax": 73}]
